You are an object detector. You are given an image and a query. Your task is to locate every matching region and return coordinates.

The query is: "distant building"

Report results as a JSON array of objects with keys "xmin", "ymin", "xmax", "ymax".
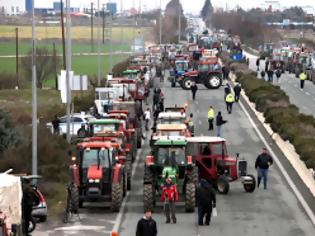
[
  {"xmin": 106, "ymin": 2, "xmax": 117, "ymax": 15},
  {"xmin": 261, "ymin": 0, "xmax": 281, "ymax": 12},
  {"xmin": 0, "ymin": 0, "xmax": 26, "ymax": 15}
]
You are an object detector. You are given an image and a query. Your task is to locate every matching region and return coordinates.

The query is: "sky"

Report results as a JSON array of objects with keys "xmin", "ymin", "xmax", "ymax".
[{"xmin": 34, "ymin": 0, "xmax": 315, "ymax": 14}]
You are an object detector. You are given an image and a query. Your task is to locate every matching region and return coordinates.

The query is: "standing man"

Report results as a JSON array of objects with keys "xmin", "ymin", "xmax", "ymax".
[
  {"xmin": 225, "ymin": 92, "xmax": 235, "ymax": 114},
  {"xmin": 215, "ymin": 111, "xmax": 227, "ymax": 137},
  {"xmin": 267, "ymin": 69, "xmax": 274, "ymax": 83},
  {"xmin": 275, "ymin": 69, "xmax": 282, "ymax": 83},
  {"xmin": 52, "ymin": 115, "xmax": 61, "ymax": 135},
  {"xmin": 191, "ymin": 81, "xmax": 198, "ymax": 100},
  {"xmin": 144, "ymin": 108, "xmax": 151, "ymax": 131},
  {"xmin": 299, "ymin": 70, "xmax": 307, "ymax": 90},
  {"xmin": 196, "ymin": 179, "xmax": 216, "ymax": 226},
  {"xmin": 265, "ymin": 58, "xmax": 269, "ymax": 72},
  {"xmin": 136, "ymin": 209, "xmax": 158, "ymax": 236},
  {"xmin": 22, "ymin": 178, "xmax": 37, "ymax": 235},
  {"xmin": 207, "ymin": 106, "xmax": 215, "ymax": 131},
  {"xmin": 255, "ymin": 148, "xmax": 273, "ymax": 190},
  {"xmin": 223, "ymin": 83, "xmax": 231, "ymax": 99},
  {"xmin": 161, "ymin": 175, "xmax": 178, "ymax": 224},
  {"xmin": 233, "ymin": 83, "xmax": 242, "ymax": 102},
  {"xmin": 256, "ymin": 57, "xmax": 260, "ymax": 71},
  {"xmin": 187, "ymin": 113, "xmax": 194, "ymax": 136}
]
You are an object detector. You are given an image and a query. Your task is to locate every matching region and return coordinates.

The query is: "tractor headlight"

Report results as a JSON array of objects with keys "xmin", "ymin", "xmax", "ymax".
[
  {"xmin": 88, "ymin": 179, "xmax": 94, "ymax": 183},
  {"xmin": 89, "ymin": 179, "xmax": 100, "ymax": 183},
  {"xmin": 94, "ymin": 179, "xmax": 100, "ymax": 183}
]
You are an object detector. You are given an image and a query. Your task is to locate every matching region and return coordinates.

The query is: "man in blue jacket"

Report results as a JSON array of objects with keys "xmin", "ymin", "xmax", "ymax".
[{"xmin": 255, "ymin": 148, "xmax": 273, "ymax": 190}]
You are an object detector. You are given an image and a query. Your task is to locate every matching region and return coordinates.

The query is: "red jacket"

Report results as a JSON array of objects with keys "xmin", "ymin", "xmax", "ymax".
[{"xmin": 161, "ymin": 184, "xmax": 178, "ymax": 202}]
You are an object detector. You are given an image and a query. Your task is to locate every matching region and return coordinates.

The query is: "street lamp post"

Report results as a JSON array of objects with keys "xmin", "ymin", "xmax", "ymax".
[
  {"xmin": 31, "ymin": 0, "xmax": 37, "ymax": 177},
  {"xmin": 97, "ymin": 0, "xmax": 101, "ymax": 86},
  {"xmin": 159, "ymin": 0, "xmax": 162, "ymax": 45},
  {"xmin": 178, "ymin": 1, "xmax": 181, "ymax": 43},
  {"xmin": 65, "ymin": 0, "xmax": 71, "ymax": 143}
]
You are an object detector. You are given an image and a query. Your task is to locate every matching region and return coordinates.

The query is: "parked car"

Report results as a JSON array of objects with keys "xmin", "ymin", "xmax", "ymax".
[{"xmin": 46, "ymin": 113, "xmax": 94, "ymax": 136}]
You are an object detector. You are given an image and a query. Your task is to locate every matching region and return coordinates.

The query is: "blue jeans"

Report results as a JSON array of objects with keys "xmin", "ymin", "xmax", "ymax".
[
  {"xmin": 216, "ymin": 125, "xmax": 222, "ymax": 137},
  {"xmin": 257, "ymin": 168, "xmax": 269, "ymax": 189}
]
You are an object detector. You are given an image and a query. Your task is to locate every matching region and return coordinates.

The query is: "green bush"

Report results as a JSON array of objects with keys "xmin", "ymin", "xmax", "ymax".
[{"xmin": 73, "ymin": 91, "xmax": 94, "ymax": 113}]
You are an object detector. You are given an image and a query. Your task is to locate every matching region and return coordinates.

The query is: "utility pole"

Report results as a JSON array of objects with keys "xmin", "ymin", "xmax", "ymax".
[
  {"xmin": 120, "ymin": 0, "xmax": 123, "ymax": 45},
  {"xmin": 97, "ymin": 0, "xmax": 101, "ymax": 86},
  {"xmin": 102, "ymin": 4, "xmax": 105, "ymax": 44},
  {"xmin": 31, "ymin": 0, "xmax": 37, "ymax": 178},
  {"xmin": 159, "ymin": 0, "xmax": 162, "ymax": 45},
  {"xmin": 178, "ymin": 1, "xmax": 181, "ymax": 44},
  {"xmin": 91, "ymin": 2, "xmax": 94, "ymax": 52},
  {"xmin": 52, "ymin": 42, "xmax": 58, "ymax": 90},
  {"xmin": 15, "ymin": 27, "xmax": 19, "ymax": 89},
  {"xmin": 66, "ymin": 0, "xmax": 72, "ymax": 143},
  {"xmin": 60, "ymin": 0, "xmax": 66, "ymax": 70}
]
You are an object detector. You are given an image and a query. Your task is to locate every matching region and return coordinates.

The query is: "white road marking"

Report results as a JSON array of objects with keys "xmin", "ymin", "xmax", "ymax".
[
  {"xmin": 238, "ymin": 95, "xmax": 315, "ymax": 226},
  {"xmin": 294, "ymin": 84, "xmax": 298, "ymax": 87},
  {"xmin": 112, "ymin": 144, "xmax": 144, "ymax": 233},
  {"xmin": 54, "ymin": 225, "xmax": 109, "ymax": 232},
  {"xmin": 196, "ymin": 101, "xmax": 199, "ymax": 105},
  {"xmin": 305, "ymin": 92, "xmax": 310, "ymax": 96},
  {"xmin": 198, "ymin": 120, "xmax": 202, "ymax": 125}
]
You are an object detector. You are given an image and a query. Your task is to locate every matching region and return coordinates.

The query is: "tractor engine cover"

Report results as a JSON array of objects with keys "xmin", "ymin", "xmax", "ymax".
[
  {"xmin": 87, "ymin": 165, "xmax": 103, "ymax": 180},
  {"xmin": 238, "ymin": 160, "xmax": 247, "ymax": 177}
]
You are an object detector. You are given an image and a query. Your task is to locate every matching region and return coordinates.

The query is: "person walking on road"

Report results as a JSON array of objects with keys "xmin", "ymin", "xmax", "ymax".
[
  {"xmin": 136, "ymin": 209, "xmax": 157, "ymax": 236},
  {"xmin": 161, "ymin": 174, "xmax": 178, "ymax": 224},
  {"xmin": 223, "ymin": 83, "xmax": 231, "ymax": 99},
  {"xmin": 225, "ymin": 92, "xmax": 235, "ymax": 114},
  {"xmin": 215, "ymin": 112, "xmax": 227, "ymax": 137},
  {"xmin": 52, "ymin": 115, "xmax": 61, "ymax": 135},
  {"xmin": 191, "ymin": 82, "xmax": 198, "ymax": 100},
  {"xmin": 256, "ymin": 58, "xmax": 260, "ymax": 71},
  {"xmin": 144, "ymin": 108, "xmax": 151, "ymax": 131},
  {"xmin": 233, "ymin": 83, "xmax": 242, "ymax": 102},
  {"xmin": 196, "ymin": 179, "xmax": 216, "ymax": 226},
  {"xmin": 207, "ymin": 106, "xmax": 215, "ymax": 131},
  {"xmin": 299, "ymin": 71, "xmax": 307, "ymax": 90},
  {"xmin": 187, "ymin": 113, "xmax": 195, "ymax": 136},
  {"xmin": 260, "ymin": 70, "xmax": 266, "ymax": 81},
  {"xmin": 255, "ymin": 148, "xmax": 273, "ymax": 190},
  {"xmin": 265, "ymin": 59, "xmax": 269, "ymax": 72},
  {"xmin": 275, "ymin": 69, "xmax": 282, "ymax": 83},
  {"xmin": 267, "ymin": 69, "xmax": 274, "ymax": 83}
]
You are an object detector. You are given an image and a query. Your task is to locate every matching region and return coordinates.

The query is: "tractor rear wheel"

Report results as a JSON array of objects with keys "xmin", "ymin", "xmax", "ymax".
[
  {"xmin": 126, "ymin": 162, "xmax": 132, "ymax": 191},
  {"xmin": 243, "ymin": 174, "xmax": 256, "ymax": 193},
  {"xmin": 181, "ymin": 77, "xmax": 193, "ymax": 90},
  {"xmin": 70, "ymin": 185, "xmax": 79, "ymax": 213},
  {"xmin": 185, "ymin": 183, "xmax": 195, "ymax": 212},
  {"xmin": 217, "ymin": 176, "xmax": 230, "ymax": 194},
  {"xmin": 111, "ymin": 183, "xmax": 123, "ymax": 212},
  {"xmin": 143, "ymin": 184, "xmax": 154, "ymax": 211},
  {"xmin": 205, "ymin": 74, "xmax": 222, "ymax": 89}
]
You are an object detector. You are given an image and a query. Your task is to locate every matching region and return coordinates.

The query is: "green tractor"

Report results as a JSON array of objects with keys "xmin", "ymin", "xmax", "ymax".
[{"xmin": 143, "ymin": 138, "xmax": 198, "ymax": 212}]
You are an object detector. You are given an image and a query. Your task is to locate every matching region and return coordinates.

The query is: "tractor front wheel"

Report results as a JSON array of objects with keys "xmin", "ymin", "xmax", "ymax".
[
  {"xmin": 111, "ymin": 183, "xmax": 123, "ymax": 212},
  {"xmin": 205, "ymin": 74, "xmax": 222, "ymax": 89},
  {"xmin": 143, "ymin": 184, "xmax": 154, "ymax": 211},
  {"xmin": 181, "ymin": 77, "xmax": 194, "ymax": 90},
  {"xmin": 70, "ymin": 185, "xmax": 79, "ymax": 213},
  {"xmin": 185, "ymin": 183, "xmax": 195, "ymax": 212},
  {"xmin": 217, "ymin": 176, "xmax": 230, "ymax": 194},
  {"xmin": 243, "ymin": 174, "xmax": 256, "ymax": 193}
]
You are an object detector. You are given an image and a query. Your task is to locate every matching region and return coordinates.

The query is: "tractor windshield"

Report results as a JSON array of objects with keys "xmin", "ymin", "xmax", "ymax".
[
  {"xmin": 82, "ymin": 149, "xmax": 110, "ymax": 168},
  {"xmin": 211, "ymin": 142, "xmax": 227, "ymax": 156},
  {"xmin": 158, "ymin": 119, "xmax": 184, "ymax": 124},
  {"xmin": 93, "ymin": 124, "xmax": 117, "ymax": 133},
  {"xmin": 157, "ymin": 147, "xmax": 186, "ymax": 165}
]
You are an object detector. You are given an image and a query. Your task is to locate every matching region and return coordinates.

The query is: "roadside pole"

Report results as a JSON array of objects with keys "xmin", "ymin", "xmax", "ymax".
[
  {"xmin": 31, "ymin": 0, "xmax": 37, "ymax": 177},
  {"xmin": 120, "ymin": 0, "xmax": 124, "ymax": 54},
  {"xmin": 15, "ymin": 27, "xmax": 19, "ymax": 89},
  {"xmin": 66, "ymin": 0, "xmax": 72, "ymax": 143},
  {"xmin": 97, "ymin": 0, "xmax": 101, "ymax": 86},
  {"xmin": 91, "ymin": 2, "xmax": 94, "ymax": 52},
  {"xmin": 60, "ymin": 0, "xmax": 66, "ymax": 70},
  {"xmin": 52, "ymin": 42, "xmax": 58, "ymax": 90},
  {"xmin": 178, "ymin": 1, "xmax": 181, "ymax": 43},
  {"xmin": 159, "ymin": 0, "xmax": 162, "ymax": 45}
]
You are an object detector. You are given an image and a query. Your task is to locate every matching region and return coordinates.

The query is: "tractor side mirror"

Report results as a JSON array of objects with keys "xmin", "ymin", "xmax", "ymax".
[{"xmin": 236, "ymin": 153, "xmax": 240, "ymax": 159}]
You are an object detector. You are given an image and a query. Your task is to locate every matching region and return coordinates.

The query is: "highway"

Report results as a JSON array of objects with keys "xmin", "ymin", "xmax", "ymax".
[
  {"xmin": 244, "ymin": 51, "xmax": 315, "ymax": 118},
  {"xmin": 33, "ymin": 68, "xmax": 315, "ymax": 235}
]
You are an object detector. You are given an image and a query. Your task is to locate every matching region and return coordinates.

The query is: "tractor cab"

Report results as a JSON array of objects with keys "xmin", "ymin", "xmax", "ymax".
[
  {"xmin": 157, "ymin": 112, "xmax": 186, "ymax": 125},
  {"xmin": 143, "ymin": 138, "xmax": 197, "ymax": 212},
  {"xmin": 94, "ymin": 88, "xmax": 118, "ymax": 116},
  {"xmin": 150, "ymin": 124, "xmax": 190, "ymax": 146},
  {"xmin": 108, "ymin": 78, "xmax": 145, "ymax": 101},
  {"xmin": 186, "ymin": 137, "xmax": 256, "ymax": 194},
  {"xmin": 122, "ymin": 69, "xmax": 139, "ymax": 80},
  {"xmin": 164, "ymin": 104, "xmax": 188, "ymax": 114},
  {"xmin": 71, "ymin": 141, "xmax": 126, "ymax": 211},
  {"xmin": 88, "ymin": 119, "xmax": 124, "ymax": 137}
]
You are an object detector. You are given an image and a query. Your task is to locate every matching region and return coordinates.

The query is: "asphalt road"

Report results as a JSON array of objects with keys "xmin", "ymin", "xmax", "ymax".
[
  {"xmin": 34, "ymin": 76, "xmax": 315, "ymax": 236},
  {"xmin": 244, "ymin": 51, "xmax": 315, "ymax": 118}
]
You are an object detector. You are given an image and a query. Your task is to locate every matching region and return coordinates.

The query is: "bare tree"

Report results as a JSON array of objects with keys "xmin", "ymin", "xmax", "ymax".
[{"xmin": 21, "ymin": 47, "xmax": 59, "ymax": 89}]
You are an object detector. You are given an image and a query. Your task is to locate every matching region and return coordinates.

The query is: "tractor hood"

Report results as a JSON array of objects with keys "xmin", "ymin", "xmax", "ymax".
[
  {"xmin": 184, "ymin": 71, "xmax": 198, "ymax": 77},
  {"xmin": 87, "ymin": 165, "xmax": 103, "ymax": 180}
]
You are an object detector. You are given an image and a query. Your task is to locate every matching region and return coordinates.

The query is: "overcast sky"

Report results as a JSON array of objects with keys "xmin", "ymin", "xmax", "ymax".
[{"xmin": 35, "ymin": 0, "xmax": 315, "ymax": 14}]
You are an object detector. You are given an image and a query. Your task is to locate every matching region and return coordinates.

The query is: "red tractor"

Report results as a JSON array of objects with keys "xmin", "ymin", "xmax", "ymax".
[
  {"xmin": 186, "ymin": 137, "xmax": 256, "ymax": 194},
  {"xmin": 180, "ymin": 61, "xmax": 222, "ymax": 90},
  {"xmin": 70, "ymin": 141, "xmax": 127, "ymax": 211}
]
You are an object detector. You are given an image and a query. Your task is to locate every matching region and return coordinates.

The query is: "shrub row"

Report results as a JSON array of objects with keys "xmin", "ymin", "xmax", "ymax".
[{"xmin": 234, "ymin": 71, "xmax": 315, "ymax": 169}]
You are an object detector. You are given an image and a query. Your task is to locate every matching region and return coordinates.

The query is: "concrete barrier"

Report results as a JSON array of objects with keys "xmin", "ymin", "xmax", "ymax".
[{"xmin": 230, "ymin": 73, "xmax": 315, "ymax": 198}]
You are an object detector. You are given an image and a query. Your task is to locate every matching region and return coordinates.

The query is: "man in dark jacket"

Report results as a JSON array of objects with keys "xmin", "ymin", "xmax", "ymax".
[
  {"xmin": 267, "ymin": 69, "xmax": 274, "ymax": 82},
  {"xmin": 196, "ymin": 179, "xmax": 216, "ymax": 226},
  {"xmin": 233, "ymin": 83, "xmax": 242, "ymax": 102},
  {"xmin": 136, "ymin": 209, "xmax": 157, "ymax": 236},
  {"xmin": 255, "ymin": 148, "xmax": 273, "ymax": 190},
  {"xmin": 51, "ymin": 115, "xmax": 61, "ymax": 135},
  {"xmin": 215, "ymin": 112, "xmax": 227, "ymax": 137},
  {"xmin": 256, "ymin": 58, "xmax": 260, "ymax": 71},
  {"xmin": 191, "ymin": 82, "xmax": 198, "ymax": 100}
]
